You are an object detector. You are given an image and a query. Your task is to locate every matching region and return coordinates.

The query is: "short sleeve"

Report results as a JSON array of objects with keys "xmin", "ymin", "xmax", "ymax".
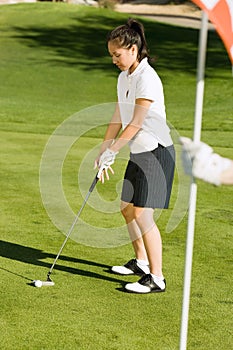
[{"xmin": 135, "ymin": 71, "xmax": 163, "ymax": 102}]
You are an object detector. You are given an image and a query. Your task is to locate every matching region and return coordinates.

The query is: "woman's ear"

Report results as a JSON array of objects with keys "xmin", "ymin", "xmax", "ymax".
[{"xmin": 131, "ymin": 44, "xmax": 138, "ymax": 56}]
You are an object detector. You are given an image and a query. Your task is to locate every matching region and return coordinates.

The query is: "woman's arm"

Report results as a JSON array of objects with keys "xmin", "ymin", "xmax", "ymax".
[
  {"xmin": 98, "ymin": 103, "xmax": 122, "ymax": 155},
  {"xmin": 97, "ymin": 98, "xmax": 152, "ymax": 182},
  {"xmin": 110, "ymin": 98, "xmax": 152, "ymax": 153}
]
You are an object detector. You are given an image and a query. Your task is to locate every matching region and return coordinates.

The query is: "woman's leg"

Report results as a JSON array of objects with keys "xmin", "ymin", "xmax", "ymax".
[
  {"xmin": 120, "ymin": 201, "xmax": 148, "ymax": 261},
  {"xmin": 123, "ymin": 205, "xmax": 166, "ymax": 293},
  {"xmin": 111, "ymin": 201, "xmax": 149, "ymax": 276},
  {"xmin": 133, "ymin": 206, "xmax": 163, "ymax": 277},
  {"xmin": 121, "ymin": 201, "xmax": 163, "ymax": 276}
]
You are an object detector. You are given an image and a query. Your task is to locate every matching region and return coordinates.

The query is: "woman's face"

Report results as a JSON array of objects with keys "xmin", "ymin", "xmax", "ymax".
[{"xmin": 108, "ymin": 41, "xmax": 138, "ymax": 73}]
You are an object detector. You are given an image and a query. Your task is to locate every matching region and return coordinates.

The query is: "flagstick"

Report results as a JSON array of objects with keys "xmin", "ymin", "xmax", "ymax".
[{"xmin": 179, "ymin": 11, "xmax": 209, "ymax": 350}]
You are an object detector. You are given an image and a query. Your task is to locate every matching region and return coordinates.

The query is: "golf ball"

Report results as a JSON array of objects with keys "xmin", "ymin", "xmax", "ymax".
[{"xmin": 34, "ymin": 280, "xmax": 42, "ymax": 288}]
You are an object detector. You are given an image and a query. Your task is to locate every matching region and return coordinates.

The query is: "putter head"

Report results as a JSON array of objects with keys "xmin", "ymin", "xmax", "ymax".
[
  {"xmin": 42, "ymin": 280, "xmax": 55, "ymax": 286},
  {"xmin": 32, "ymin": 279, "xmax": 55, "ymax": 287},
  {"xmin": 45, "ymin": 273, "xmax": 55, "ymax": 286}
]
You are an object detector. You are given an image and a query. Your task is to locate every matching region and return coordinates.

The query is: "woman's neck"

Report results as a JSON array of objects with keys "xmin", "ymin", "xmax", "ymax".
[{"xmin": 129, "ymin": 60, "xmax": 139, "ymax": 74}]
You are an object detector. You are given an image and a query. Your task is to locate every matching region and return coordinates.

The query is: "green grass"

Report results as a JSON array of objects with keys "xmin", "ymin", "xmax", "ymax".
[{"xmin": 0, "ymin": 3, "xmax": 232, "ymax": 349}]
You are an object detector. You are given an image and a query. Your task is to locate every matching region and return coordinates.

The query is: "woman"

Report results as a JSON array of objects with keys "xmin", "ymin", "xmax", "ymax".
[{"xmin": 95, "ymin": 18, "xmax": 175, "ymax": 294}]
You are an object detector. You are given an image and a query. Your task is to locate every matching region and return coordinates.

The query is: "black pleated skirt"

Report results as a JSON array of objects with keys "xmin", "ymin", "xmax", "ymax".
[{"xmin": 121, "ymin": 144, "xmax": 175, "ymax": 209}]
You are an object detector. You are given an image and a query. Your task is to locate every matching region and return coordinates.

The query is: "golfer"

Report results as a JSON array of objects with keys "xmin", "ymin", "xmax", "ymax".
[{"xmin": 95, "ymin": 18, "xmax": 175, "ymax": 293}]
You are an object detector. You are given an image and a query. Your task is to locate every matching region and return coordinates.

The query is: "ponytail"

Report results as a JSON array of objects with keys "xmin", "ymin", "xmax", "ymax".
[{"xmin": 107, "ymin": 18, "xmax": 150, "ymax": 62}]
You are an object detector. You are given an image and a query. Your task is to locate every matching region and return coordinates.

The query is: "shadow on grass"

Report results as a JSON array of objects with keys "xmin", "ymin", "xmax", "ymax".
[
  {"xmin": 0, "ymin": 240, "xmax": 126, "ymax": 284},
  {"xmin": 10, "ymin": 13, "xmax": 228, "ymax": 74}
]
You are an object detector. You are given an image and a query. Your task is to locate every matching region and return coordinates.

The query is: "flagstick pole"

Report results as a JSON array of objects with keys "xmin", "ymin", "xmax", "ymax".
[{"xmin": 179, "ymin": 11, "xmax": 209, "ymax": 350}]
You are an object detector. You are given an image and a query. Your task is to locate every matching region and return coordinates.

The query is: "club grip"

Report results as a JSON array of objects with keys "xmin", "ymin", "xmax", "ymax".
[{"xmin": 89, "ymin": 174, "xmax": 99, "ymax": 193}]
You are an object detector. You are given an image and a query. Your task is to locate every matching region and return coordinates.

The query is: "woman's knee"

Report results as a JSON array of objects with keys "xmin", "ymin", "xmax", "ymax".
[
  {"xmin": 134, "ymin": 207, "xmax": 154, "ymax": 230},
  {"xmin": 133, "ymin": 207, "xmax": 144, "ymax": 225},
  {"xmin": 120, "ymin": 202, "xmax": 134, "ymax": 222}
]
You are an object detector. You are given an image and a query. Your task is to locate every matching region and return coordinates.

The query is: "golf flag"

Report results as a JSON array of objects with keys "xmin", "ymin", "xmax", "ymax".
[
  {"xmin": 192, "ymin": 0, "xmax": 233, "ymax": 63},
  {"xmin": 180, "ymin": 4, "xmax": 233, "ymax": 350}
]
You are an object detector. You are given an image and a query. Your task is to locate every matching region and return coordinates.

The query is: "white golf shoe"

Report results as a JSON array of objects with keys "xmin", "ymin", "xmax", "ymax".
[
  {"xmin": 125, "ymin": 274, "xmax": 166, "ymax": 294},
  {"xmin": 111, "ymin": 259, "xmax": 150, "ymax": 276}
]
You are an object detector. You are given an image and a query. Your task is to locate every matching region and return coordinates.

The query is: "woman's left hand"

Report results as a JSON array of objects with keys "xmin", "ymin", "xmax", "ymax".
[{"xmin": 95, "ymin": 148, "xmax": 117, "ymax": 183}]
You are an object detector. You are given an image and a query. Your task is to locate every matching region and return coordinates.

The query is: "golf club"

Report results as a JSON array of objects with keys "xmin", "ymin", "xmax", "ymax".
[{"xmin": 32, "ymin": 173, "xmax": 99, "ymax": 287}]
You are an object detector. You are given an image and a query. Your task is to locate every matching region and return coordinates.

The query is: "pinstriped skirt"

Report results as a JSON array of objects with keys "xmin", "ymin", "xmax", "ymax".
[{"xmin": 121, "ymin": 144, "xmax": 175, "ymax": 209}]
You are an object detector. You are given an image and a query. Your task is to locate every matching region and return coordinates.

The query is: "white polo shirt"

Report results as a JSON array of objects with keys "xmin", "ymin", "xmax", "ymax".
[{"xmin": 117, "ymin": 57, "xmax": 173, "ymax": 153}]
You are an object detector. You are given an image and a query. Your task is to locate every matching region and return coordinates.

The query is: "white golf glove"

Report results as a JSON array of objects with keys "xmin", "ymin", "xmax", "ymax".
[
  {"xmin": 180, "ymin": 137, "xmax": 231, "ymax": 186},
  {"xmin": 97, "ymin": 148, "xmax": 118, "ymax": 180}
]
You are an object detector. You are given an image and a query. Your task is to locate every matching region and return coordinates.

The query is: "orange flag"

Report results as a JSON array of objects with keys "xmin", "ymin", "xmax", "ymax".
[{"xmin": 192, "ymin": 0, "xmax": 233, "ymax": 63}]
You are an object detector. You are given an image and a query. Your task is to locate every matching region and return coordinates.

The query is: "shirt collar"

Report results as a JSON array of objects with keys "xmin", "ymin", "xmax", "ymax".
[{"xmin": 127, "ymin": 57, "xmax": 148, "ymax": 77}]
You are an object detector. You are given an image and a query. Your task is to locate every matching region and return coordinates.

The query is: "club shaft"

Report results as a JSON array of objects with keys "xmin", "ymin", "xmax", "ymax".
[{"xmin": 47, "ymin": 174, "xmax": 98, "ymax": 278}]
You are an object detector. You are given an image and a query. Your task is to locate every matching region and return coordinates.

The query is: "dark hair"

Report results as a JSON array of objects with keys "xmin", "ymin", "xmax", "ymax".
[{"xmin": 107, "ymin": 18, "xmax": 150, "ymax": 62}]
